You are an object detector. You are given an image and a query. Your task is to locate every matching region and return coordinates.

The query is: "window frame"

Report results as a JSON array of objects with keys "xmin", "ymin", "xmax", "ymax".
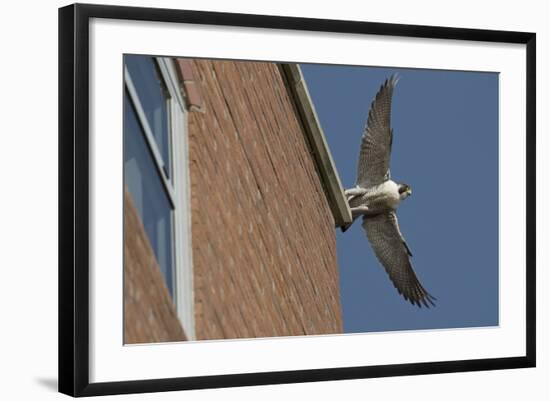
[{"xmin": 124, "ymin": 56, "xmax": 195, "ymax": 340}]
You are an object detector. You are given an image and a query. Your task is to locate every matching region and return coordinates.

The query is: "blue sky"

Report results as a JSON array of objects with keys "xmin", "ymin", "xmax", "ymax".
[{"xmin": 301, "ymin": 64, "xmax": 499, "ymax": 333}]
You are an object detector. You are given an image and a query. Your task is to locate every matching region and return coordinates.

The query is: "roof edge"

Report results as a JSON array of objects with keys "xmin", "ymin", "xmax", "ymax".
[{"xmin": 279, "ymin": 64, "xmax": 352, "ymax": 227}]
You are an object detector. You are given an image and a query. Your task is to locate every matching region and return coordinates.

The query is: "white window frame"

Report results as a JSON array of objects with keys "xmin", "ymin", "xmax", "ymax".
[{"xmin": 124, "ymin": 56, "xmax": 195, "ymax": 340}]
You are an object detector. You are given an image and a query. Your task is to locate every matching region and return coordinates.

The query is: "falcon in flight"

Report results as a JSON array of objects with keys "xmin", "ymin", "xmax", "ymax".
[{"xmin": 342, "ymin": 75, "xmax": 436, "ymax": 308}]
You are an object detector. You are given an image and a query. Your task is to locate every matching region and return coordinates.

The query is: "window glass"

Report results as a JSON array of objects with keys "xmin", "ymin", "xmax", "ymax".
[
  {"xmin": 124, "ymin": 90, "xmax": 175, "ymax": 296},
  {"xmin": 125, "ymin": 55, "xmax": 172, "ymax": 178}
]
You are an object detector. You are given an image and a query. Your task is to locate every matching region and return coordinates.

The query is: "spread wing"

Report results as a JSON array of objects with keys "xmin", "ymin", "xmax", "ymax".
[
  {"xmin": 362, "ymin": 212, "xmax": 435, "ymax": 307},
  {"xmin": 356, "ymin": 75, "xmax": 398, "ymax": 187}
]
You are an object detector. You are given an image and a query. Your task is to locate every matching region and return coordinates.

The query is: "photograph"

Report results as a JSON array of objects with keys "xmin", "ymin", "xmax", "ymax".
[
  {"xmin": 58, "ymin": 3, "xmax": 535, "ymax": 396},
  {"xmin": 123, "ymin": 55, "xmax": 499, "ymax": 344}
]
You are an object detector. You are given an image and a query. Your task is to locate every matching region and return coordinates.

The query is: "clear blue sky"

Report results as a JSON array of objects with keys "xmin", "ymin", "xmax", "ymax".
[{"xmin": 301, "ymin": 64, "xmax": 499, "ymax": 333}]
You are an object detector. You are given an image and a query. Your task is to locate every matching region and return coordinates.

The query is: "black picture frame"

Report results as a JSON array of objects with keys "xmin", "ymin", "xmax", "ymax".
[{"xmin": 59, "ymin": 3, "xmax": 536, "ymax": 397}]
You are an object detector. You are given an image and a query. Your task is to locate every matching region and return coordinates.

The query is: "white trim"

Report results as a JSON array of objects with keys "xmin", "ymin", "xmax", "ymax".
[
  {"xmin": 157, "ymin": 57, "xmax": 196, "ymax": 339},
  {"xmin": 171, "ymin": 97, "xmax": 195, "ymax": 340},
  {"xmin": 157, "ymin": 57, "xmax": 187, "ymax": 113}
]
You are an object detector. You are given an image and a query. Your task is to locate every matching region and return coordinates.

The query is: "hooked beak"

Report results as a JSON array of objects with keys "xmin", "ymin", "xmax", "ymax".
[{"xmin": 406, "ymin": 188, "xmax": 412, "ymax": 196}]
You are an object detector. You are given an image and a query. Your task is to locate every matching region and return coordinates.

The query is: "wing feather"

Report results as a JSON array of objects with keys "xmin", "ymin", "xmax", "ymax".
[
  {"xmin": 356, "ymin": 75, "xmax": 398, "ymax": 187},
  {"xmin": 362, "ymin": 212, "xmax": 435, "ymax": 307}
]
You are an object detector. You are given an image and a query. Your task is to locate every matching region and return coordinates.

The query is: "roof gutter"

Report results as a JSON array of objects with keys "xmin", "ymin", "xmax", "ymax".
[{"xmin": 279, "ymin": 64, "xmax": 352, "ymax": 228}]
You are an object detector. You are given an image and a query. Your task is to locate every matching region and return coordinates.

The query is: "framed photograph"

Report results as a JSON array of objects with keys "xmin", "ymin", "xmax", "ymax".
[{"xmin": 58, "ymin": 3, "xmax": 536, "ymax": 397}]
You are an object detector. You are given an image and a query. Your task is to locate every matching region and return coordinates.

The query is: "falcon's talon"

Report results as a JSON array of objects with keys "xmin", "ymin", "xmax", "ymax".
[
  {"xmin": 350, "ymin": 206, "xmax": 370, "ymax": 218},
  {"xmin": 344, "ymin": 187, "xmax": 367, "ymax": 197}
]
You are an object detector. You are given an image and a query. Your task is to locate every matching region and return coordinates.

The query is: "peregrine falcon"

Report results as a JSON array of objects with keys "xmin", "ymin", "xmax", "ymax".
[{"xmin": 342, "ymin": 75, "xmax": 436, "ymax": 308}]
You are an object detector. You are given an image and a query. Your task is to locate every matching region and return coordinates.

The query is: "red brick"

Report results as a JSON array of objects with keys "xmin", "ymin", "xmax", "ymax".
[
  {"xmin": 186, "ymin": 58, "xmax": 343, "ymax": 340},
  {"xmin": 124, "ymin": 189, "xmax": 187, "ymax": 344}
]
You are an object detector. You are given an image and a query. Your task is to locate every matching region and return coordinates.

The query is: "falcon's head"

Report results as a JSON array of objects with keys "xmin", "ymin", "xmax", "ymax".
[{"xmin": 398, "ymin": 183, "xmax": 412, "ymax": 200}]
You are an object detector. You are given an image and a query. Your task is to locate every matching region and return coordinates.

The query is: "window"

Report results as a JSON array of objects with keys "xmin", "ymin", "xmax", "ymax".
[
  {"xmin": 124, "ymin": 55, "xmax": 195, "ymax": 339},
  {"xmin": 124, "ymin": 90, "xmax": 175, "ymax": 295},
  {"xmin": 125, "ymin": 56, "xmax": 173, "ymax": 178}
]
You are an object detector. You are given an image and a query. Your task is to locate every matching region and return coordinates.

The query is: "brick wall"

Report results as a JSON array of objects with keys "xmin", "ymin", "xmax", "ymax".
[
  {"xmin": 124, "ymin": 189, "xmax": 187, "ymax": 344},
  {"xmin": 184, "ymin": 59, "xmax": 343, "ymax": 340}
]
